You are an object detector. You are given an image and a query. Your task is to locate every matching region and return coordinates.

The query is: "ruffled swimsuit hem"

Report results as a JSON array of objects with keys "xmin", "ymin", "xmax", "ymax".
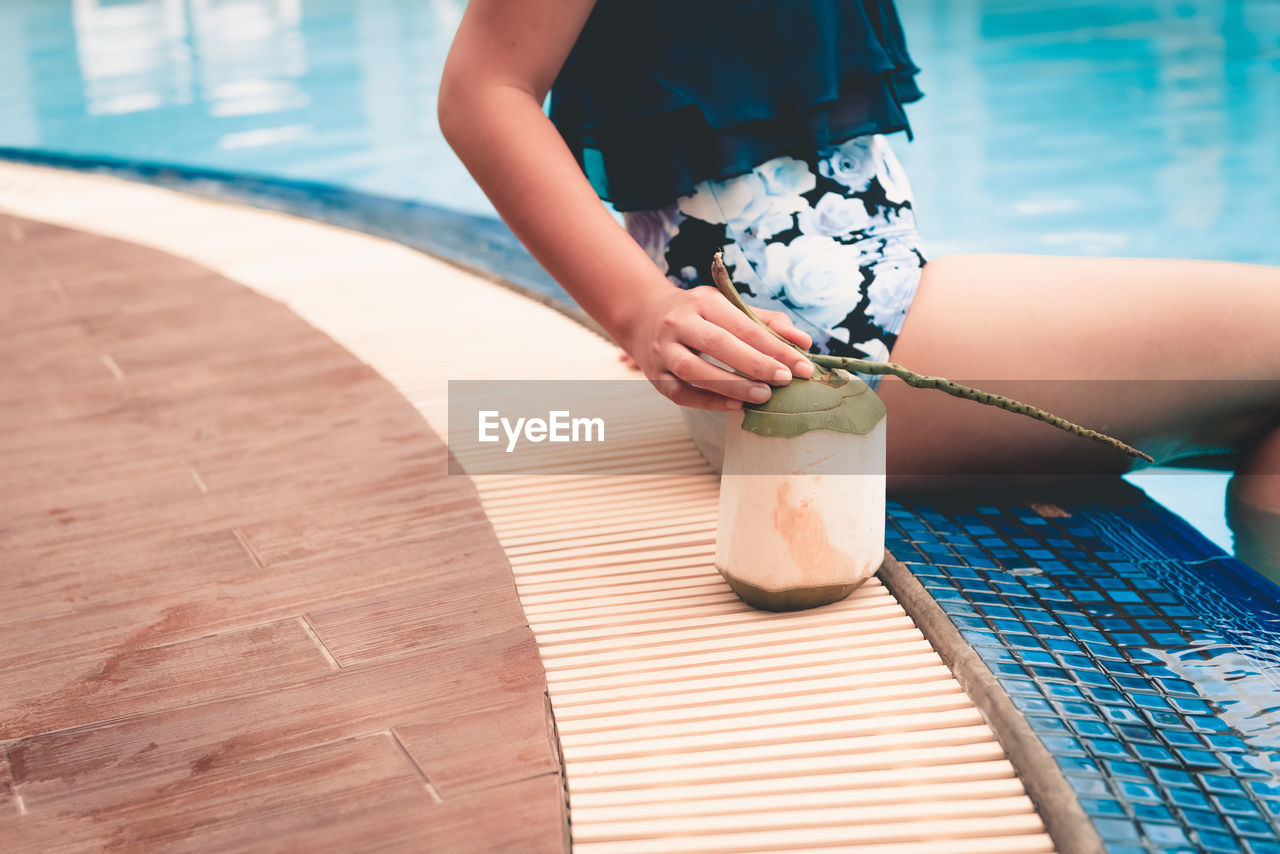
[{"xmin": 566, "ymin": 70, "xmax": 922, "ymax": 211}]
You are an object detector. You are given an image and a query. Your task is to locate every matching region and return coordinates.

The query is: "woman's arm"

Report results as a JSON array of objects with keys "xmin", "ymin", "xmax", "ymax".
[{"xmin": 437, "ymin": 0, "xmax": 814, "ymax": 410}]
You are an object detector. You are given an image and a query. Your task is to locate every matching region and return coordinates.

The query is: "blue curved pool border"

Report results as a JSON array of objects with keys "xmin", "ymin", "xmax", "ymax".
[
  {"xmin": 885, "ymin": 481, "xmax": 1280, "ymax": 853},
  {"xmin": 0, "ymin": 146, "xmax": 583, "ymax": 324}
]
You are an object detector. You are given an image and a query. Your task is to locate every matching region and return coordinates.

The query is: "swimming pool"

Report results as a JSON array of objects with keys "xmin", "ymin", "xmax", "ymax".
[{"xmin": 0, "ymin": 0, "xmax": 1275, "ymax": 560}]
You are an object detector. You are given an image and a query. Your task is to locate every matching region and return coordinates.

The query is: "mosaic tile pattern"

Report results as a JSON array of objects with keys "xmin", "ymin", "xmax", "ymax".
[{"xmin": 888, "ymin": 487, "xmax": 1280, "ymax": 854}]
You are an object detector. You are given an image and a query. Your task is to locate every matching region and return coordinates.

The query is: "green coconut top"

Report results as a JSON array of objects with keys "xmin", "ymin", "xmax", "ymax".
[{"xmin": 741, "ymin": 368, "xmax": 885, "ymax": 438}]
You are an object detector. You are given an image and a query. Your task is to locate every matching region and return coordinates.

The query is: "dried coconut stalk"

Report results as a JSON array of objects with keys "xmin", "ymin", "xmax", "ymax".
[{"xmin": 709, "ymin": 252, "xmax": 1154, "ymax": 462}]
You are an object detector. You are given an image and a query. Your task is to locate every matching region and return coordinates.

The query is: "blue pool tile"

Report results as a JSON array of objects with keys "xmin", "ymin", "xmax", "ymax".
[
  {"xmin": 998, "ymin": 678, "xmax": 1041, "ymax": 697},
  {"xmin": 1132, "ymin": 743, "xmax": 1177, "ymax": 764},
  {"xmin": 1069, "ymin": 775, "xmax": 1114, "ymax": 797},
  {"xmin": 1198, "ymin": 774, "xmax": 1246, "ymax": 796},
  {"xmin": 1225, "ymin": 753, "xmax": 1273, "ymax": 778},
  {"xmin": 1071, "ymin": 719, "xmax": 1113, "ymax": 739},
  {"xmin": 1227, "ymin": 814, "xmax": 1275, "ymax": 838},
  {"xmin": 1204, "ymin": 734, "xmax": 1249, "ymax": 754},
  {"xmin": 1130, "ymin": 802, "xmax": 1173, "ymax": 822},
  {"xmin": 1152, "ymin": 767, "xmax": 1196, "ymax": 789},
  {"xmin": 1169, "ymin": 697, "xmax": 1214, "ymax": 715},
  {"xmin": 1041, "ymin": 735, "xmax": 1086, "ymax": 755},
  {"xmin": 1058, "ymin": 755, "xmax": 1103, "ymax": 775},
  {"xmin": 1197, "ymin": 829, "xmax": 1246, "ymax": 853},
  {"xmin": 1093, "ymin": 818, "xmax": 1141, "ymax": 843},
  {"xmin": 1211, "ymin": 794, "xmax": 1260, "ymax": 817},
  {"xmin": 1011, "ymin": 695, "xmax": 1055, "ymax": 715},
  {"xmin": 1027, "ymin": 715, "xmax": 1071, "ymax": 734},
  {"xmin": 975, "ymin": 645, "xmax": 1015, "ymax": 663},
  {"xmin": 1147, "ymin": 711, "xmax": 1189, "ymax": 731},
  {"xmin": 1181, "ymin": 809, "xmax": 1228, "ymax": 832},
  {"xmin": 1058, "ymin": 653, "xmax": 1094, "ymax": 670},
  {"xmin": 959, "ymin": 626, "xmax": 999, "ymax": 645},
  {"xmin": 1248, "ymin": 781, "xmax": 1280, "ymax": 799},
  {"xmin": 1104, "ymin": 760, "xmax": 1149, "ymax": 781},
  {"xmin": 1189, "ymin": 716, "xmax": 1230, "ymax": 734},
  {"xmin": 1167, "ymin": 787, "xmax": 1212, "ymax": 811},
  {"xmin": 1074, "ymin": 671, "xmax": 1113, "ymax": 688},
  {"xmin": 1112, "ymin": 675, "xmax": 1154, "ymax": 693},
  {"xmin": 1087, "ymin": 687, "xmax": 1130, "ymax": 706},
  {"xmin": 1162, "ymin": 676, "xmax": 1198, "ymax": 696},
  {"xmin": 1057, "ymin": 701, "xmax": 1104, "ymax": 721},
  {"xmin": 1030, "ymin": 665, "xmax": 1070, "ymax": 682},
  {"xmin": 1058, "ymin": 613, "xmax": 1093, "ymax": 630},
  {"xmin": 1086, "ymin": 739, "xmax": 1132, "ymax": 760},
  {"xmin": 1100, "ymin": 705, "xmax": 1145, "ymax": 726},
  {"xmin": 1162, "ymin": 730, "xmax": 1203, "ymax": 748},
  {"xmin": 1140, "ymin": 822, "xmax": 1190, "ymax": 846},
  {"xmin": 1017, "ymin": 649, "xmax": 1057, "ymax": 666},
  {"xmin": 1044, "ymin": 683, "xmax": 1085, "ymax": 701},
  {"xmin": 1175, "ymin": 748, "xmax": 1221, "ymax": 768},
  {"xmin": 1114, "ymin": 725, "xmax": 1160, "ymax": 744},
  {"xmin": 1079, "ymin": 798, "xmax": 1126, "ymax": 817},
  {"xmin": 1118, "ymin": 781, "xmax": 1161, "ymax": 803},
  {"xmin": 1245, "ymin": 840, "xmax": 1280, "ymax": 854}
]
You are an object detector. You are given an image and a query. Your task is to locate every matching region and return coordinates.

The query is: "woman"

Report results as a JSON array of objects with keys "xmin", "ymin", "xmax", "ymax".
[{"xmin": 438, "ymin": 1, "xmax": 1280, "ymax": 562}]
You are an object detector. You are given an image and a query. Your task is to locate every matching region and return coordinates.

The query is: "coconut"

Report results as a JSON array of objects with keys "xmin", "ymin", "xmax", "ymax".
[{"xmin": 715, "ymin": 367, "xmax": 887, "ymax": 611}]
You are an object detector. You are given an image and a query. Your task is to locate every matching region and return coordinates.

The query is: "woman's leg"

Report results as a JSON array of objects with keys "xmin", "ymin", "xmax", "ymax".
[{"xmin": 881, "ymin": 252, "xmax": 1280, "ymax": 545}]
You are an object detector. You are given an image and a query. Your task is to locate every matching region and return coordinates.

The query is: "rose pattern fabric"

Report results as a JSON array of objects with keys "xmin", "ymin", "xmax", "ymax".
[{"xmin": 623, "ymin": 133, "xmax": 928, "ymax": 387}]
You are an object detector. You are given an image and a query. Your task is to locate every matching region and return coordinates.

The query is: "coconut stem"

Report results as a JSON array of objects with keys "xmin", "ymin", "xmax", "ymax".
[{"xmin": 709, "ymin": 252, "xmax": 1154, "ymax": 463}]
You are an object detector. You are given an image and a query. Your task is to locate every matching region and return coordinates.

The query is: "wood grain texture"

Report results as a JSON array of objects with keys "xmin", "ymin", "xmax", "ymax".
[{"xmin": 0, "ymin": 214, "xmax": 566, "ymax": 852}]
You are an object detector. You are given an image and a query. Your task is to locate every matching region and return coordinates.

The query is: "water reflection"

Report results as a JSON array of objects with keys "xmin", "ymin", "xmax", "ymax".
[
  {"xmin": 1154, "ymin": 643, "xmax": 1280, "ymax": 780},
  {"xmin": 0, "ymin": 0, "xmax": 1274, "ymax": 236},
  {"xmin": 71, "ymin": 0, "xmax": 193, "ymax": 117}
]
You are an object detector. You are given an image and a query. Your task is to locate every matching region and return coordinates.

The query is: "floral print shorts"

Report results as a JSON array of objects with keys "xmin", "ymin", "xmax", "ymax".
[{"xmin": 624, "ymin": 133, "xmax": 927, "ymax": 386}]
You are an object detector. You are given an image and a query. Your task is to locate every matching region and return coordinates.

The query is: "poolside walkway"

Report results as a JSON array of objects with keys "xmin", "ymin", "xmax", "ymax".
[{"xmin": 0, "ymin": 213, "xmax": 567, "ymax": 852}]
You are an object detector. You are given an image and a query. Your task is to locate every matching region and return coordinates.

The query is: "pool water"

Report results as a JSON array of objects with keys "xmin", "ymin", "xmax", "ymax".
[{"xmin": 0, "ymin": 0, "xmax": 1275, "ymax": 562}]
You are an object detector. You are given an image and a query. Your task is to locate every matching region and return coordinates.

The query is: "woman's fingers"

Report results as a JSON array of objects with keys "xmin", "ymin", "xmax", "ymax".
[
  {"xmin": 664, "ymin": 343, "xmax": 775, "ymax": 404},
  {"xmin": 692, "ymin": 289, "xmax": 815, "ymax": 380},
  {"xmin": 681, "ymin": 319, "xmax": 814, "ymax": 387},
  {"xmin": 650, "ymin": 371, "xmax": 745, "ymax": 411},
  {"xmin": 755, "ymin": 307, "xmax": 814, "ymax": 351}
]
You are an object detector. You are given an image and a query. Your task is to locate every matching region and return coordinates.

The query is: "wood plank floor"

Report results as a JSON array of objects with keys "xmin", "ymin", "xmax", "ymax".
[{"xmin": 0, "ymin": 214, "xmax": 568, "ymax": 853}]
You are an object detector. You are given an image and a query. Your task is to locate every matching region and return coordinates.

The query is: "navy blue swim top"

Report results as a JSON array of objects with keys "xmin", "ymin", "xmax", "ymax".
[{"xmin": 549, "ymin": 0, "xmax": 924, "ymax": 212}]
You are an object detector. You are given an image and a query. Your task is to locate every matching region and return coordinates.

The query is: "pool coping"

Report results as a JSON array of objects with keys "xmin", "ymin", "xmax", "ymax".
[{"xmin": 0, "ymin": 146, "xmax": 606, "ymax": 339}]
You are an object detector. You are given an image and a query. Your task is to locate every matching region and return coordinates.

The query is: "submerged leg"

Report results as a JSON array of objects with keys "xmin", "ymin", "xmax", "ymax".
[{"xmin": 880, "ymin": 252, "xmax": 1280, "ymax": 566}]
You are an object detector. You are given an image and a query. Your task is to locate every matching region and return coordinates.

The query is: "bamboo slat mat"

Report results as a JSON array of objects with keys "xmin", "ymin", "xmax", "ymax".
[{"xmin": 0, "ymin": 161, "xmax": 1054, "ymax": 853}]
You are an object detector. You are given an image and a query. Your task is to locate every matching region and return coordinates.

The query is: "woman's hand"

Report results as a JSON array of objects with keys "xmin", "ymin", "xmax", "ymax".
[{"xmin": 618, "ymin": 285, "xmax": 816, "ymax": 411}]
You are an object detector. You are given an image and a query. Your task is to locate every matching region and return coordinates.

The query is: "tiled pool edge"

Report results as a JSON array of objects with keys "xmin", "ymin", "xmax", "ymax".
[
  {"xmin": 880, "ymin": 553, "xmax": 1105, "ymax": 854},
  {"xmin": 884, "ymin": 486, "xmax": 1280, "ymax": 853}
]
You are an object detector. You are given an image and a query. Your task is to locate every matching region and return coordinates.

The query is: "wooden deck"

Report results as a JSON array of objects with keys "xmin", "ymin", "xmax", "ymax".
[{"xmin": 0, "ymin": 214, "xmax": 568, "ymax": 852}]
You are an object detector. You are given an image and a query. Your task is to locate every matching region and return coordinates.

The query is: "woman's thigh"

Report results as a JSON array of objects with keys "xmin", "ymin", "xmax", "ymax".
[{"xmin": 880, "ymin": 253, "xmax": 1280, "ymax": 481}]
